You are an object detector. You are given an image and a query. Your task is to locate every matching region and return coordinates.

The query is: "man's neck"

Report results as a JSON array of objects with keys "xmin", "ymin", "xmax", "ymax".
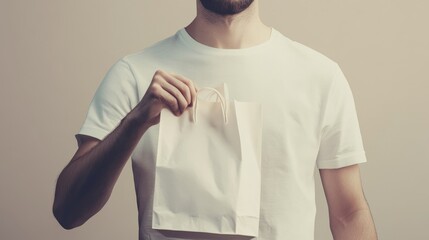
[{"xmin": 185, "ymin": 1, "xmax": 271, "ymax": 49}]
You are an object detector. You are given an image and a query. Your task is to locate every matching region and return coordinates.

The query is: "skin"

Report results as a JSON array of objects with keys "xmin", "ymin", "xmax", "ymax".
[
  {"xmin": 52, "ymin": 70, "xmax": 197, "ymax": 229},
  {"xmin": 53, "ymin": 1, "xmax": 378, "ymax": 239}
]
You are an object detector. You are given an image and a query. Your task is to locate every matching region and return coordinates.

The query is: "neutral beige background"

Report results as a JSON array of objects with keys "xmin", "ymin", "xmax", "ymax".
[{"xmin": 1, "ymin": 0, "xmax": 428, "ymax": 239}]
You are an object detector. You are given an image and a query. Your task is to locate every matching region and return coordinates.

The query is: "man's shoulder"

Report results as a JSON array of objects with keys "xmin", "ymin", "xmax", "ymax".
[
  {"xmin": 121, "ymin": 31, "xmax": 179, "ymax": 64},
  {"xmin": 275, "ymin": 29, "xmax": 339, "ymax": 71}
]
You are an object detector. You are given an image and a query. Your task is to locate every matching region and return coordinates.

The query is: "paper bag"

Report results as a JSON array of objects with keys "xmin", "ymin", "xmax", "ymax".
[{"xmin": 152, "ymin": 83, "xmax": 263, "ymax": 237}]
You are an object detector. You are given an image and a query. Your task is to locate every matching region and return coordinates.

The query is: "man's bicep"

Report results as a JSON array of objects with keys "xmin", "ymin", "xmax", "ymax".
[{"xmin": 319, "ymin": 164, "xmax": 369, "ymax": 217}]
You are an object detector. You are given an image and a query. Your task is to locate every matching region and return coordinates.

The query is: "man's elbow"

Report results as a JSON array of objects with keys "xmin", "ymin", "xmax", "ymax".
[
  {"xmin": 329, "ymin": 207, "xmax": 377, "ymax": 239},
  {"xmin": 52, "ymin": 203, "xmax": 84, "ymax": 230},
  {"xmin": 329, "ymin": 206, "xmax": 370, "ymax": 229}
]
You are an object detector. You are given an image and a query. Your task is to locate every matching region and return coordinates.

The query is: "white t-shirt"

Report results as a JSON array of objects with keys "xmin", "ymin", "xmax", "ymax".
[{"xmin": 77, "ymin": 27, "xmax": 367, "ymax": 240}]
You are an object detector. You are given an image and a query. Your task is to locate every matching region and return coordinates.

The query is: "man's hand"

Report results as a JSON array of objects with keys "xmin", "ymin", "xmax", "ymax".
[
  {"xmin": 53, "ymin": 69, "xmax": 197, "ymax": 229},
  {"xmin": 130, "ymin": 69, "xmax": 198, "ymax": 128}
]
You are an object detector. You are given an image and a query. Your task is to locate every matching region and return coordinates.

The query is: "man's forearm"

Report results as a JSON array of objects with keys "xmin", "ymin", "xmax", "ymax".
[
  {"xmin": 53, "ymin": 108, "xmax": 150, "ymax": 229},
  {"xmin": 330, "ymin": 208, "xmax": 377, "ymax": 240}
]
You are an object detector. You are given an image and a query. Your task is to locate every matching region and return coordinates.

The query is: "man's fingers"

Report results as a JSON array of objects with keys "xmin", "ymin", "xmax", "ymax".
[
  {"xmin": 160, "ymin": 71, "xmax": 192, "ymax": 106},
  {"xmin": 171, "ymin": 73, "xmax": 198, "ymax": 107},
  {"xmin": 158, "ymin": 80, "xmax": 188, "ymax": 114},
  {"xmin": 151, "ymin": 83, "xmax": 180, "ymax": 115},
  {"xmin": 150, "ymin": 70, "xmax": 198, "ymax": 116}
]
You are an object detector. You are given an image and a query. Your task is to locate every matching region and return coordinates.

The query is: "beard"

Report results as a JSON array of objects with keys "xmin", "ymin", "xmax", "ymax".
[{"xmin": 199, "ymin": 0, "xmax": 255, "ymax": 16}]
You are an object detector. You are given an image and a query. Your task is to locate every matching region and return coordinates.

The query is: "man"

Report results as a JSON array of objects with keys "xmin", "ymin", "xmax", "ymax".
[{"xmin": 53, "ymin": 0, "xmax": 377, "ymax": 239}]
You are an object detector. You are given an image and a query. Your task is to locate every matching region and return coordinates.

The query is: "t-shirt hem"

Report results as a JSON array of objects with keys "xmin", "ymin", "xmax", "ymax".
[
  {"xmin": 317, "ymin": 150, "xmax": 367, "ymax": 169},
  {"xmin": 75, "ymin": 126, "xmax": 110, "ymax": 141}
]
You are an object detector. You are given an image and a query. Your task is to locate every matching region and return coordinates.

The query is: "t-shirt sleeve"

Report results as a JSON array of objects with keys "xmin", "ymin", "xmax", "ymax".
[
  {"xmin": 75, "ymin": 58, "xmax": 139, "ymax": 141},
  {"xmin": 316, "ymin": 63, "xmax": 367, "ymax": 169}
]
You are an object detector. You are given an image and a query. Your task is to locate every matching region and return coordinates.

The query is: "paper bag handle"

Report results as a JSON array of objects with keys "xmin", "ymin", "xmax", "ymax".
[{"xmin": 192, "ymin": 87, "xmax": 228, "ymax": 124}]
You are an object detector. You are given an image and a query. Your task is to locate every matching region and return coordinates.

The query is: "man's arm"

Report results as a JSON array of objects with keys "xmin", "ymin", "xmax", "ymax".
[
  {"xmin": 320, "ymin": 164, "xmax": 377, "ymax": 240},
  {"xmin": 52, "ymin": 70, "xmax": 197, "ymax": 229},
  {"xmin": 52, "ymin": 109, "xmax": 151, "ymax": 229}
]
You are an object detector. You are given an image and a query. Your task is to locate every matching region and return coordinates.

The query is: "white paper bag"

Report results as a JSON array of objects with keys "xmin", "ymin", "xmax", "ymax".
[{"xmin": 152, "ymin": 83, "xmax": 263, "ymax": 237}]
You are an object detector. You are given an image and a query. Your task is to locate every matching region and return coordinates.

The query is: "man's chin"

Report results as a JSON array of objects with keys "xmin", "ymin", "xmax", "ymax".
[{"xmin": 199, "ymin": 0, "xmax": 254, "ymax": 16}]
